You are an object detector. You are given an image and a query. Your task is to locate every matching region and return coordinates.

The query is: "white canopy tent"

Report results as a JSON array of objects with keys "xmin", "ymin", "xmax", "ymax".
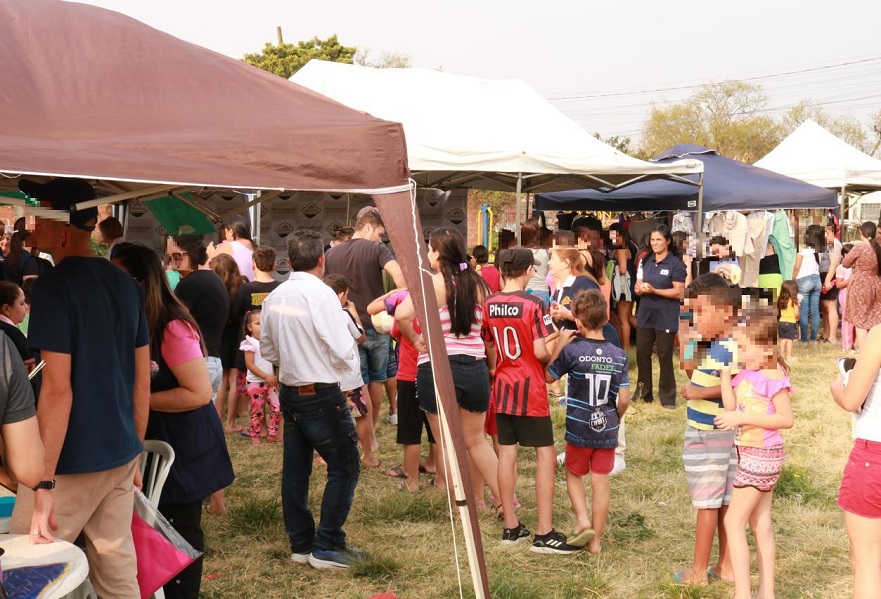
[
  {"xmin": 291, "ymin": 60, "xmax": 703, "ymax": 192},
  {"xmin": 756, "ymin": 119, "xmax": 881, "ymax": 193}
]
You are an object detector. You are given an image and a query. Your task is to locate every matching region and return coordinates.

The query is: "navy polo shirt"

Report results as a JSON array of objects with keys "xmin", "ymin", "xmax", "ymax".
[
  {"xmin": 554, "ymin": 275, "xmax": 622, "ymax": 348},
  {"xmin": 637, "ymin": 253, "xmax": 687, "ymax": 332}
]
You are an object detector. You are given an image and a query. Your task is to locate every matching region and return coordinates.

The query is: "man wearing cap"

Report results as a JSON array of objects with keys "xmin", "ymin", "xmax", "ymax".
[
  {"xmin": 325, "ymin": 206, "xmax": 405, "ymax": 431},
  {"xmin": 11, "ymin": 178, "xmax": 150, "ymax": 599}
]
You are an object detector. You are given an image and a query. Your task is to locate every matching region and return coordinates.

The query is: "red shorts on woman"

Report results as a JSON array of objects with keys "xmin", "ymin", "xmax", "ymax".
[{"xmin": 839, "ymin": 439, "xmax": 881, "ymax": 518}]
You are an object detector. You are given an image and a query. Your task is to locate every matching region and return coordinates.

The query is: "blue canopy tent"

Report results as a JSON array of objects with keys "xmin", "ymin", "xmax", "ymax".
[{"xmin": 534, "ymin": 144, "xmax": 839, "ymax": 215}]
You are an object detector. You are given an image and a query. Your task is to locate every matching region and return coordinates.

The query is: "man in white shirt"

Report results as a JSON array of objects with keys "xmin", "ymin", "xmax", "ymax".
[{"xmin": 260, "ymin": 228, "xmax": 364, "ymax": 571}]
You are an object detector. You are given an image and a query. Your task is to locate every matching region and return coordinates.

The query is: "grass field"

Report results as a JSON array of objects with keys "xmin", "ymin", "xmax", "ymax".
[{"xmin": 200, "ymin": 343, "xmax": 854, "ymax": 598}]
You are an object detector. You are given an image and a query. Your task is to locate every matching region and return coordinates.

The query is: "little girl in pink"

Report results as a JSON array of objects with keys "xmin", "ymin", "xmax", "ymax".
[{"xmin": 239, "ymin": 309, "xmax": 281, "ymax": 446}]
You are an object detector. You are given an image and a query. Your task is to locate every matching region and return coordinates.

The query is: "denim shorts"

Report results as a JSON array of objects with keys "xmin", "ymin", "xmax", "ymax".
[
  {"xmin": 416, "ymin": 356, "xmax": 490, "ymax": 415},
  {"xmin": 359, "ymin": 329, "xmax": 390, "ymax": 384}
]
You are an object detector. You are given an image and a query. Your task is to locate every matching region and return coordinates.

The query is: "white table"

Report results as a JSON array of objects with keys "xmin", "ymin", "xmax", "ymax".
[{"xmin": 0, "ymin": 534, "xmax": 89, "ymax": 598}]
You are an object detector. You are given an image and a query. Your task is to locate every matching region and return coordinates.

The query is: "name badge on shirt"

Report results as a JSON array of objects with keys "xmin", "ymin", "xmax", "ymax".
[{"xmin": 660, "ymin": 268, "xmax": 670, "ymax": 276}]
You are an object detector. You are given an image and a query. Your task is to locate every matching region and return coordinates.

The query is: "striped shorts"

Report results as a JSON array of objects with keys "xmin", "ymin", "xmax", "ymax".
[
  {"xmin": 734, "ymin": 444, "xmax": 785, "ymax": 492},
  {"xmin": 683, "ymin": 426, "xmax": 737, "ymax": 509}
]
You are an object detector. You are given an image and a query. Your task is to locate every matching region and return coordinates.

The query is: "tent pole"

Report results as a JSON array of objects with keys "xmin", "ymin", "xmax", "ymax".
[
  {"xmin": 515, "ymin": 173, "xmax": 523, "ymax": 244},
  {"xmin": 695, "ymin": 172, "xmax": 705, "ymax": 260},
  {"xmin": 251, "ymin": 191, "xmax": 262, "ymax": 245}
]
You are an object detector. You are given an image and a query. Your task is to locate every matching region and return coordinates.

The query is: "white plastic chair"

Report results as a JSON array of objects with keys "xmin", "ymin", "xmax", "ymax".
[
  {"xmin": 140, "ymin": 440, "xmax": 175, "ymax": 508},
  {"xmin": 64, "ymin": 441, "xmax": 177, "ymax": 599}
]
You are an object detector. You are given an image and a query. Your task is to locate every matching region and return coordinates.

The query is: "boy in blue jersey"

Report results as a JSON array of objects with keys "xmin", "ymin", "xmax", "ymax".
[
  {"xmin": 674, "ymin": 273, "xmax": 739, "ymax": 586},
  {"xmin": 547, "ymin": 290, "xmax": 629, "ymax": 555}
]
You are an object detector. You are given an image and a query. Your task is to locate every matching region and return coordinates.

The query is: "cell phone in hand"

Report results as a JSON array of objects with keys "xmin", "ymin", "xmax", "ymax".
[{"xmin": 839, "ymin": 357, "xmax": 856, "ymax": 377}]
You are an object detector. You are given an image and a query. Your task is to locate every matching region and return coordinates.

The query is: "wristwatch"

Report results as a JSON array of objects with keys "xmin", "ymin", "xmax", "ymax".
[{"xmin": 32, "ymin": 480, "xmax": 55, "ymax": 492}]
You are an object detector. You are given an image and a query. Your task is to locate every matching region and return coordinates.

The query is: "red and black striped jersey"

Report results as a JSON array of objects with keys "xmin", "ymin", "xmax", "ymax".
[{"xmin": 482, "ymin": 291, "xmax": 555, "ymax": 417}]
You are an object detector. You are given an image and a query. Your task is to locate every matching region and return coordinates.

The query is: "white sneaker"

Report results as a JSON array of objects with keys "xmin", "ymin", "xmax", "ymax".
[
  {"xmin": 388, "ymin": 413, "xmax": 398, "ymax": 426},
  {"xmin": 557, "ymin": 451, "xmax": 566, "ymax": 466},
  {"xmin": 291, "ymin": 552, "xmax": 310, "ymax": 565},
  {"xmin": 610, "ymin": 456, "xmax": 626, "ymax": 476}
]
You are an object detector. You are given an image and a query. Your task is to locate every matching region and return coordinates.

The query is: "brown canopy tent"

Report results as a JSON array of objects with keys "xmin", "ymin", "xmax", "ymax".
[{"xmin": 0, "ymin": 1, "xmax": 490, "ymax": 594}]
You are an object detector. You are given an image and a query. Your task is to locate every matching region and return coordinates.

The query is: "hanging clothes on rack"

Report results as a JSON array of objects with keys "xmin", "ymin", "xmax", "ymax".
[
  {"xmin": 769, "ymin": 211, "xmax": 796, "ymax": 281},
  {"xmin": 671, "ymin": 212, "xmax": 695, "ymax": 235}
]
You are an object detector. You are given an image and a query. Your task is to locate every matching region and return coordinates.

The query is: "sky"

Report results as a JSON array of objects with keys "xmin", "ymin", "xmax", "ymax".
[{"xmin": 74, "ymin": 0, "xmax": 881, "ymax": 144}]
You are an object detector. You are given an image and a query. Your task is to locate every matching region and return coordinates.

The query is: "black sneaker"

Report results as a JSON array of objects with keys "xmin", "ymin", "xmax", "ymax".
[
  {"xmin": 530, "ymin": 529, "xmax": 583, "ymax": 554},
  {"xmin": 501, "ymin": 522, "xmax": 531, "ymax": 545}
]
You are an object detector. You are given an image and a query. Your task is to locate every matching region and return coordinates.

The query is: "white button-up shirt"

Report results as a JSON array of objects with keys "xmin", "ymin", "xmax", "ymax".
[{"xmin": 260, "ymin": 271, "xmax": 358, "ymax": 387}]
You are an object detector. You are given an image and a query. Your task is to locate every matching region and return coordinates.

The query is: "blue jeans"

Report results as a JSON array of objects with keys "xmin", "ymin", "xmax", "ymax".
[
  {"xmin": 279, "ymin": 383, "xmax": 360, "ymax": 554},
  {"xmin": 359, "ymin": 329, "xmax": 390, "ymax": 384},
  {"xmin": 797, "ymin": 274, "xmax": 821, "ymax": 342}
]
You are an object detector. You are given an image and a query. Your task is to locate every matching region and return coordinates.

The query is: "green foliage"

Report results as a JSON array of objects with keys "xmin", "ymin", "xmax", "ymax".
[
  {"xmin": 350, "ymin": 554, "xmax": 401, "ymax": 581},
  {"xmin": 640, "ymin": 81, "xmax": 784, "ymax": 163},
  {"xmin": 355, "ymin": 50, "xmax": 411, "ymax": 68},
  {"xmin": 783, "ymin": 99, "xmax": 873, "ymax": 154},
  {"xmin": 774, "ymin": 463, "xmax": 829, "ymax": 505},
  {"xmin": 90, "ymin": 236, "xmax": 107, "ymax": 258},
  {"xmin": 242, "ymin": 35, "xmax": 356, "ymax": 79},
  {"xmin": 594, "ymin": 132, "xmax": 633, "ymax": 155}
]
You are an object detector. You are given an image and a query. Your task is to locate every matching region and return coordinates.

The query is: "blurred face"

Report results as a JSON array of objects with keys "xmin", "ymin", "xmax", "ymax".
[
  {"xmin": 0, "ymin": 234, "xmax": 9, "ymax": 255},
  {"xmin": 548, "ymin": 251, "xmax": 569, "ymax": 278},
  {"xmin": 609, "ymin": 230, "xmax": 619, "ymax": 247},
  {"xmin": 2, "ymin": 290, "xmax": 27, "ymax": 324},
  {"xmin": 825, "ymin": 227, "xmax": 835, "ymax": 244},
  {"xmin": 337, "ymin": 289, "xmax": 349, "ymax": 308},
  {"xmin": 26, "ymin": 214, "xmax": 66, "ymax": 254},
  {"xmin": 650, "ymin": 232, "xmax": 670, "ymax": 255},
  {"xmin": 734, "ymin": 327, "xmax": 776, "ymax": 370},
  {"xmin": 165, "ymin": 238, "xmax": 193, "ymax": 273},
  {"xmin": 692, "ymin": 295, "xmax": 732, "ymax": 341}
]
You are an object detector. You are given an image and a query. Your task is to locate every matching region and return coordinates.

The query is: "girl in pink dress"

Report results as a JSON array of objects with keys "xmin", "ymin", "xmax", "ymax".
[{"xmin": 716, "ymin": 305, "xmax": 794, "ymax": 599}]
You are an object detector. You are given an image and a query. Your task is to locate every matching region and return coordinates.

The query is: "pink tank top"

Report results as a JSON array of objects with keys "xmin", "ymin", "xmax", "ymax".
[{"xmin": 228, "ymin": 240, "xmax": 254, "ymax": 281}]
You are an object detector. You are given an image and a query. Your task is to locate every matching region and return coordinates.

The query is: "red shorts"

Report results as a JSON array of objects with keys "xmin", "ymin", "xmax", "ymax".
[
  {"xmin": 484, "ymin": 394, "xmax": 498, "ymax": 437},
  {"xmin": 565, "ymin": 443, "xmax": 614, "ymax": 476},
  {"xmin": 839, "ymin": 438, "xmax": 881, "ymax": 518}
]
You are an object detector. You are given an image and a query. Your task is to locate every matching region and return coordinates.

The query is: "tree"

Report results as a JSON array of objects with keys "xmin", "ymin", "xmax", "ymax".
[
  {"xmin": 594, "ymin": 133, "xmax": 634, "ymax": 156},
  {"xmin": 242, "ymin": 35, "xmax": 356, "ymax": 79},
  {"xmin": 355, "ymin": 50, "xmax": 411, "ymax": 69},
  {"xmin": 872, "ymin": 109, "xmax": 881, "ymax": 157},
  {"xmin": 639, "ymin": 81, "xmax": 784, "ymax": 163},
  {"xmin": 783, "ymin": 99, "xmax": 872, "ymax": 154}
]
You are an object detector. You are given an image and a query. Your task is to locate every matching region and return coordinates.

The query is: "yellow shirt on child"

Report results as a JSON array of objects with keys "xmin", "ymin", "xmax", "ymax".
[{"xmin": 779, "ymin": 300, "xmax": 797, "ymax": 324}]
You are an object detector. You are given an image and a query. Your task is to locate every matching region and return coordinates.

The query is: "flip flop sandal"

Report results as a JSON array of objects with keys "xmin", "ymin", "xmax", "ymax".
[
  {"xmin": 566, "ymin": 528, "xmax": 596, "ymax": 547},
  {"xmin": 673, "ymin": 569, "xmax": 708, "ymax": 587},
  {"xmin": 418, "ymin": 463, "xmax": 436, "ymax": 475},
  {"xmin": 382, "ymin": 466, "xmax": 408, "ymax": 478}
]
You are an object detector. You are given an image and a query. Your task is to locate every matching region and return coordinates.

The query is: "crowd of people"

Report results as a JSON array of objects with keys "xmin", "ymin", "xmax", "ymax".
[{"xmin": 0, "ymin": 179, "xmax": 878, "ymax": 597}]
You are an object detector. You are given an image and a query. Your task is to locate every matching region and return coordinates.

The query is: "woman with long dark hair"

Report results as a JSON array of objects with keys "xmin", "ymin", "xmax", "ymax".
[
  {"xmin": 610, "ymin": 223, "xmax": 637, "ymax": 351},
  {"xmin": 113, "ymin": 244, "xmax": 233, "ymax": 599},
  {"xmin": 634, "ymin": 224, "xmax": 687, "ymax": 407},
  {"xmin": 842, "ymin": 221, "xmax": 881, "ymax": 350},
  {"xmin": 208, "ymin": 254, "xmax": 249, "ymax": 433},
  {"xmin": 207, "ymin": 214, "xmax": 255, "ymax": 281},
  {"xmin": 395, "ymin": 227, "xmax": 501, "ymax": 510}
]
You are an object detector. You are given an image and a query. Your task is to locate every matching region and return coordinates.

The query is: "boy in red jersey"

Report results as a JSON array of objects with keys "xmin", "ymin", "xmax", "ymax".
[{"xmin": 483, "ymin": 248, "xmax": 579, "ymax": 554}]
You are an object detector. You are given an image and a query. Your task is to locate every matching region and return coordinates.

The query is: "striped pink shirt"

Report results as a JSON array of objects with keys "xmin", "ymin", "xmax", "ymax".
[{"xmin": 418, "ymin": 304, "xmax": 486, "ymax": 365}]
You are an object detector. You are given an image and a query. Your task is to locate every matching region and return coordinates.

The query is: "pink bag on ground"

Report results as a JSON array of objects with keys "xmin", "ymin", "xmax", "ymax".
[{"xmin": 131, "ymin": 490, "xmax": 200, "ymax": 599}]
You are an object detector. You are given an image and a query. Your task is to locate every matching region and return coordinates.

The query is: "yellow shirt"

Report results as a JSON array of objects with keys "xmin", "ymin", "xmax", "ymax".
[{"xmin": 779, "ymin": 300, "xmax": 797, "ymax": 324}]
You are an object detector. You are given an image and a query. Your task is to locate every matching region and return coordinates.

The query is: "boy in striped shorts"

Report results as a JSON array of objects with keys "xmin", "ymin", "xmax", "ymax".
[{"xmin": 674, "ymin": 273, "xmax": 739, "ymax": 586}]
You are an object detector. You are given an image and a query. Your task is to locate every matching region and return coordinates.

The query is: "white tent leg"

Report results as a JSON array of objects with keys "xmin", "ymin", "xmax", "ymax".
[{"xmin": 514, "ymin": 172, "xmax": 522, "ymax": 244}]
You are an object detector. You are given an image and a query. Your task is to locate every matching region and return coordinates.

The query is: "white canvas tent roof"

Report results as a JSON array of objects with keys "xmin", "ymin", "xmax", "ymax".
[
  {"xmin": 292, "ymin": 60, "xmax": 703, "ymax": 193},
  {"xmin": 755, "ymin": 119, "xmax": 881, "ymax": 192}
]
